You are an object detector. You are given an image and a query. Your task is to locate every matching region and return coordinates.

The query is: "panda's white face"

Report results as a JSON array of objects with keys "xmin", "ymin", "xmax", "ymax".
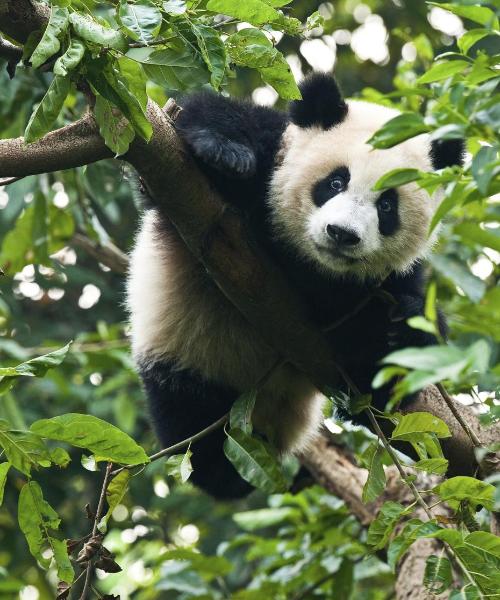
[{"xmin": 269, "ymin": 100, "xmax": 442, "ymax": 280}]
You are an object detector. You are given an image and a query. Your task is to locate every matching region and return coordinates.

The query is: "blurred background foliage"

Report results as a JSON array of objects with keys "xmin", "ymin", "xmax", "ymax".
[{"xmin": 0, "ymin": 0, "xmax": 498, "ymax": 598}]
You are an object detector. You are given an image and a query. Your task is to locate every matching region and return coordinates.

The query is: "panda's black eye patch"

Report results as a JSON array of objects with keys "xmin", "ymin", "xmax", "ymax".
[
  {"xmin": 377, "ymin": 188, "xmax": 400, "ymax": 236},
  {"xmin": 313, "ymin": 166, "xmax": 350, "ymax": 207}
]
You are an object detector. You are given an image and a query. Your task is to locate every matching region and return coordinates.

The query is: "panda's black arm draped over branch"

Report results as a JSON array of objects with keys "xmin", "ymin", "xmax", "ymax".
[{"xmin": 127, "ymin": 74, "xmax": 463, "ymax": 499}]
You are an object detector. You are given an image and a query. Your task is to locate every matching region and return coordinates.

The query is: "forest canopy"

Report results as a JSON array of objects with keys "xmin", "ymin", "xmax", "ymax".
[{"xmin": 0, "ymin": 1, "xmax": 499, "ymax": 599}]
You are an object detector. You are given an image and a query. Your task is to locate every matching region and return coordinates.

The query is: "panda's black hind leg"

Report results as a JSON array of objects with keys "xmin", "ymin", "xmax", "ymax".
[{"xmin": 140, "ymin": 359, "xmax": 252, "ymax": 499}]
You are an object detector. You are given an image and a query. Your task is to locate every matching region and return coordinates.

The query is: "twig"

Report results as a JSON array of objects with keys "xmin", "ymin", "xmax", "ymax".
[
  {"xmin": 323, "ymin": 288, "xmax": 380, "ymax": 332},
  {"xmin": 78, "ymin": 462, "xmax": 113, "ymax": 600},
  {"xmin": 436, "ymin": 382, "xmax": 482, "ymax": 448},
  {"xmin": 0, "ymin": 175, "xmax": 25, "ymax": 186},
  {"xmin": 292, "ymin": 570, "xmax": 337, "ymax": 600},
  {"xmin": 366, "ymin": 408, "xmax": 434, "ymax": 519},
  {"xmin": 71, "ymin": 232, "xmax": 129, "ymax": 275},
  {"xmin": 111, "ymin": 413, "xmax": 230, "ymax": 477}
]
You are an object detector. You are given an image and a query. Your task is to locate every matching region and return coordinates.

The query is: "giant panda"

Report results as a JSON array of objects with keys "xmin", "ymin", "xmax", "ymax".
[{"xmin": 127, "ymin": 74, "xmax": 463, "ymax": 499}]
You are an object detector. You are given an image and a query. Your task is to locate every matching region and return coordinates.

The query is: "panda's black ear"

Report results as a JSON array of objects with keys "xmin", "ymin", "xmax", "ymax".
[
  {"xmin": 430, "ymin": 138, "xmax": 465, "ymax": 169},
  {"xmin": 289, "ymin": 74, "xmax": 348, "ymax": 129}
]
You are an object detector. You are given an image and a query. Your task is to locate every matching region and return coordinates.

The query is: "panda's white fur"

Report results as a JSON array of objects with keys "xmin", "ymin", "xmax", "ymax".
[{"xmin": 128, "ymin": 211, "xmax": 325, "ymax": 453}]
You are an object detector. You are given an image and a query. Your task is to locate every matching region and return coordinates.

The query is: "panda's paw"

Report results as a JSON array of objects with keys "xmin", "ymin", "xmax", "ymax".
[
  {"xmin": 179, "ymin": 127, "xmax": 257, "ymax": 178},
  {"xmin": 386, "ymin": 295, "xmax": 436, "ymax": 350}
]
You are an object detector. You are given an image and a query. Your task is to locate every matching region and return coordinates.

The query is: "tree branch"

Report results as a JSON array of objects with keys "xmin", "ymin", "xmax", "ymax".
[
  {"xmin": 0, "ymin": 35, "xmax": 22, "ymax": 61},
  {"xmin": 0, "ymin": 114, "xmax": 111, "ymax": 178},
  {"xmin": 0, "ymin": 0, "xmax": 49, "ymax": 45}
]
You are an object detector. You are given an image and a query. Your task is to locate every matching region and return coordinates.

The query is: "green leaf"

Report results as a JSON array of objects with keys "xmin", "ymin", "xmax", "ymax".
[
  {"xmin": 471, "ymin": 145, "xmax": 498, "ymax": 195},
  {"xmin": 367, "ymin": 501, "xmax": 405, "ymax": 549},
  {"xmin": 428, "ymin": 3, "xmax": 499, "ymax": 30},
  {"xmin": 226, "ymin": 28, "xmax": 278, "ymax": 68},
  {"xmin": 429, "ymin": 180, "xmax": 471, "ymax": 234},
  {"xmin": 18, "ymin": 481, "xmax": 74, "ymax": 583},
  {"xmin": 391, "ymin": 412, "xmax": 451, "ymax": 442},
  {"xmin": 372, "ymin": 168, "xmax": 423, "ymax": 191},
  {"xmin": 387, "ymin": 520, "xmax": 441, "ymax": 570},
  {"xmin": 458, "ymin": 29, "xmax": 492, "ymax": 55},
  {"xmin": 0, "ymin": 343, "xmax": 71, "ymax": 379},
  {"xmin": 224, "ymin": 428, "xmax": 288, "ymax": 493},
  {"xmin": 87, "ymin": 58, "xmax": 152, "ymax": 141},
  {"xmin": 165, "ymin": 450, "xmax": 192, "ymax": 483},
  {"xmin": 465, "ymin": 531, "xmax": 500, "ymax": 560},
  {"xmin": 381, "ymin": 344, "xmax": 479, "ymax": 385},
  {"xmin": 51, "ymin": 538, "xmax": 74, "ymax": 584},
  {"xmin": 0, "ymin": 422, "xmax": 52, "ymax": 475},
  {"xmin": 260, "ymin": 52, "xmax": 300, "ymax": 100},
  {"xmin": 31, "ymin": 414, "xmax": 150, "ymax": 465},
  {"xmin": 226, "ymin": 28, "xmax": 300, "ymax": 99},
  {"xmin": 24, "ymin": 75, "xmax": 71, "ymax": 143},
  {"xmin": 454, "ymin": 222, "xmax": 500, "ymax": 253},
  {"xmin": 163, "ymin": 0, "xmax": 187, "ymax": 15},
  {"xmin": 407, "ymin": 316, "xmax": 438, "ymax": 336},
  {"xmin": 189, "ymin": 23, "xmax": 226, "ymax": 90},
  {"xmin": 207, "ymin": 0, "xmax": 280, "ymax": 27},
  {"xmin": 30, "ymin": 7, "xmax": 69, "ymax": 69},
  {"xmin": 118, "ymin": 0, "xmax": 162, "ymax": 44},
  {"xmin": 53, "ymin": 38, "xmax": 86, "ymax": 76},
  {"xmin": 367, "ymin": 113, "xmax": 430, "ymax": 149},
  {"xmin": 424, "ymin": 554, "xmax": 452, "ymax": 595},
  {"xmin": 413, "ymin": 458, "xmax": 448, "ymax": 475},
  {"xmin": 127, "ymin": 42, "xmax": 211, "ymax": 91},
  {"xmin": 361, "ymin": 442, "xmax": 386, "ymax": 503},
  {"xmin": 230, "ymin": 390, "xmax": 256, "ymax": 434},
  {"xmin": 418, "ymin": 60, "xmax": 470, "ymax": 84},
  {"xmin": 50, "ymin": 447, "xmax": 71, "ymax": 468},
  {"xmin": 160, "ymin": 549, "xmax": 232, "ymax": 577},
  {"xmin": 94, "ymin": 95, "xmax": 135, "ymax": 156},
  {"xmin": 429, "ymin": 254, "xmax": 486, "ymax": 304},
  {"xmin": 0, "ymin": 462, "xmax": 10, "ymax": 506},
  {"xmin": 434, "ymin": 476, "xmax": 495, "ymax": 510},
  {"xmin": 233, "ymin": 507, "xmax": 299, "ymax": 531},
  {"xmin": 372, "ymin": 366, "xmax": 407, "ymax": 390},
  {"xmin": 449, "ymin": 585, "xmax": 482, "ymax": 600},
  {"xmin": 69, "ymin": 12, "xmax": 127, "ymax": 51},
  {"xmin": 99, "ymin": 469, "xmax": 130, "ymax": 531}
]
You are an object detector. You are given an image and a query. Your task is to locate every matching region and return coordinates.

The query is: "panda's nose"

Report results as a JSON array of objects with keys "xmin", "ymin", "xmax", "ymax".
[{"xmin": 326, "ymin": 225, "xmax": 361, "ymax": 247}]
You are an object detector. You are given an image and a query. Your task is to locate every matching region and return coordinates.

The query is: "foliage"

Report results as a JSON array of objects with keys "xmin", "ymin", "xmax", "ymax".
[{"xmin": 0, "ymin": 0, "xmax": 499, "ymax": 598}]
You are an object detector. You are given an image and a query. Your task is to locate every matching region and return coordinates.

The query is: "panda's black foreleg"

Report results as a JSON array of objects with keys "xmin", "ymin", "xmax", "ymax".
[
  {"xmin": 370, "ymin": 291, "xmax": 446, "ymax": 414},
  {"xmin": 139, "ymin": 359, "xmax": 252, "ymax": 499}
]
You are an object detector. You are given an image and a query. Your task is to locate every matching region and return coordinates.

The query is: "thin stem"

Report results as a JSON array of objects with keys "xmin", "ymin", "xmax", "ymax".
[
  {"xmin": 0, "ymin": 175, "xmax": 25, "ymax": 186},
  {"xmin": 78, "ymin": 462, "xmax": 113, "ymax": 600},
  {"xmin": 111, "ymin": 413, "xmax": 230, "ymax": 477},
  {"xmin": 436, "ymin": 383, "xmax": 482, "ymax": 448},
  {"xmin": 292, "ymin": 571, "xmax": 336, "ymax": 600},
  {"xmin": 365, "ymin": 408, "xmax": 434, "ymax": 520}
]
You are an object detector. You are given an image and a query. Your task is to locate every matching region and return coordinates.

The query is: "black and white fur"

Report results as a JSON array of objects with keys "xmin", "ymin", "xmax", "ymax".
[{"xmin": 127, "ymin": 75, "xmax": 463, "ymax": 499}]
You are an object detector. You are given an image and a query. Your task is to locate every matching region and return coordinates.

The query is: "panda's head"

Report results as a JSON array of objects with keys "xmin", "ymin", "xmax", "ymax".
[{"xmin": 268, "ymin": 74, "xmax": 463, "ymax": 280}]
